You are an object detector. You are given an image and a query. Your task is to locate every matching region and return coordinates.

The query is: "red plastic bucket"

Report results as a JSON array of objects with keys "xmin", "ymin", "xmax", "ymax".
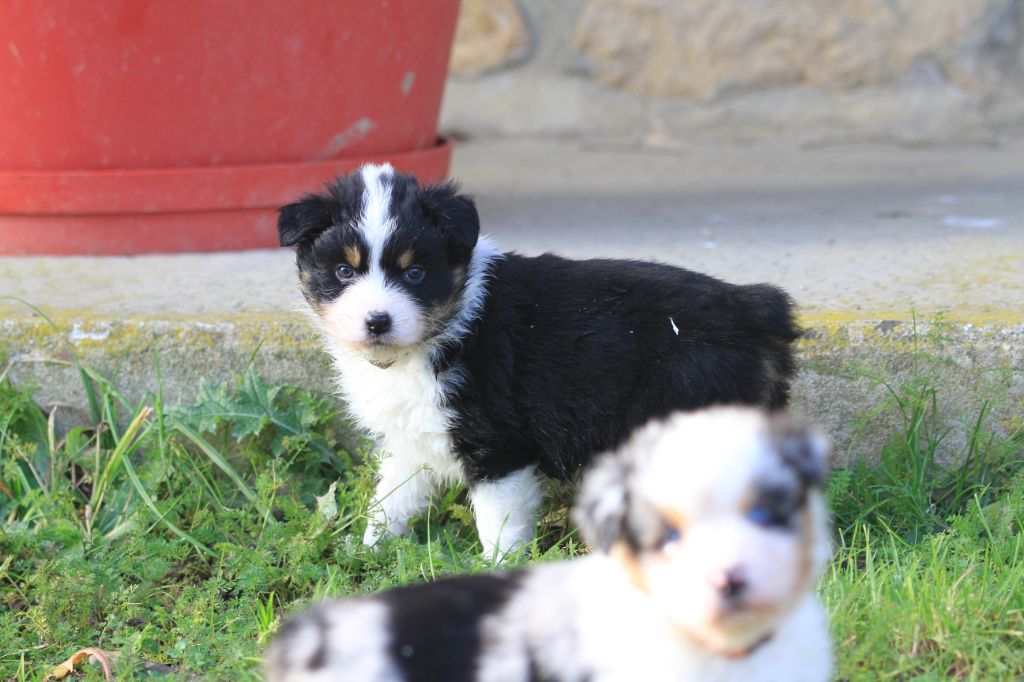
[{"xmin": 0, "ymin": 1, "xmax": 459, "ymax": 255}]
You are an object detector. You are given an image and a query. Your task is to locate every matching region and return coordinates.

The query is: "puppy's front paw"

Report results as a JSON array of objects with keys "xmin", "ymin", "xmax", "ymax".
[{"xmin": 362, "ymin": 523, "xmax": 383, "ymax": 548}]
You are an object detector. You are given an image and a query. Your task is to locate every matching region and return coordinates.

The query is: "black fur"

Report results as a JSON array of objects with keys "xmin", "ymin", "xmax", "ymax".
[
  {"xmin": 378, "ymin": 573, "xmax": 523, "ymax": 682},
  {"xmin": 416, "ymin": 180, "xmax": 481, "ymax": 261},
  {"xmin": 448, "ymin": 254, "xmax": 799, "ymax": 483},
  {"xmin": 278, "ymin": 173, "xmax": 367, "ymax": 247},
  {"xmin": 280, "ymin": 169, "xmax": 800, "ymax": 489}
]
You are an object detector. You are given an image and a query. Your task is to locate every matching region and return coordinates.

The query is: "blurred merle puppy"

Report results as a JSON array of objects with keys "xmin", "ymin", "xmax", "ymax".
[
  {"xmin": 278, "ymin": 164, "xmax": 799, "ymax": 556},
  {"xmin": 265, "ymin": 408, "xmax": 833, "ymax": 682}
]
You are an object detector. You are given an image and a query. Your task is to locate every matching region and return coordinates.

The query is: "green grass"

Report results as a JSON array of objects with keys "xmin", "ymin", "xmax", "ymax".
[
  {"xmin": 0, "ymin": 354, "xmax": 577, "ymax": 681},
  {"xmin": 0, "ymin": 347, "xmax": 1021, "ymax": 681},
  {"xmin": 824, "ymin": 489, "xmax": 1024, "ymax": 681}
]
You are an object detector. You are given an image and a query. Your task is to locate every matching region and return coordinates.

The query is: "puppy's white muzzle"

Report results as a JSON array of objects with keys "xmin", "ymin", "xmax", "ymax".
[{"xmin": 321, "ymin": 274, "xmax": 424, "ymax": 359}]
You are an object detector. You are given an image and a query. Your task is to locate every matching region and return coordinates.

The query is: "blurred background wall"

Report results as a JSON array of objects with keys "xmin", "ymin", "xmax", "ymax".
[{"xmin": 443, "ymin": 0, "xmax": 1024, "ymax": 145}]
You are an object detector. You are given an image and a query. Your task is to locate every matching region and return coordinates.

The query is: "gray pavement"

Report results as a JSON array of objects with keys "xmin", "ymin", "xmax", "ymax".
[
  {"xmin": 2, "ymin": 138, "xmax": 1022, "ymax": 460},
  {"xmin": 2, "ymin": 138, "xmax": 1022, "ymax": 321}
]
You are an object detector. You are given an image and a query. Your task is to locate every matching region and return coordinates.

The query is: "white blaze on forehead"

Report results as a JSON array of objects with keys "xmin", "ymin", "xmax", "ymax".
[
  {"xmin": 635, "ymin": 408, "xmax": 771, "ymax": 516},
  {"xmin": 359, "ymin": 163, "xmax": 395, "ymax": 262}
]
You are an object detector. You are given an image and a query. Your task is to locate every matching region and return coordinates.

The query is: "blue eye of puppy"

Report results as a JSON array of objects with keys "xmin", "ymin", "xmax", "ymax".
[
  {"xmin": 404, "ymin": 265, "xmax": 425, "ymax": 283},
  {"xmin": 659, "ymin": 527, "xmax": 682, "ymax": 548},
  {"xmin": 335, "ymin": 264, "xmax": 356, "ymax": 281},
  {"xmin": 746, "ymin": 505, "xmax": 789, "ymax": 528}
]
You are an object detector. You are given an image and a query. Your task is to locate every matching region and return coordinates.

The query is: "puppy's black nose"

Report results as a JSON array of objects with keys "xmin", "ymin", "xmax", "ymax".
[
  {"xmin": 714, "ymin": 568, "xmax": 748, "ymax": 601},
  {"xmin": 365, "ymin": 312, "xmax": 392, "ymax": 336}
]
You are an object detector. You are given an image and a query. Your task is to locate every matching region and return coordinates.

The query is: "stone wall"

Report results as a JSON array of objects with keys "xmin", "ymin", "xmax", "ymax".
[{"xmin": 442, "ymin": 0, "xmax": 1024, "ymax": 144}]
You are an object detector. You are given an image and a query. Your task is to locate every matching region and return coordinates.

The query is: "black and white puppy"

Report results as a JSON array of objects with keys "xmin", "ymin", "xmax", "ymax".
[
  {"xmin": 264, "ymin": 408, "xmax": 834, "ymax": 682},
  {"xmin": 278, "ymin": 164, "xmax": 799, "ymax": 555}
]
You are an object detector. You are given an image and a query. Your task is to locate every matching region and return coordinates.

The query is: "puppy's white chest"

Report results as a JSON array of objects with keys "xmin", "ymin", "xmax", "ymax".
[
  {"xmin": 331, "ymin": 346, "xmax": 460, "ymax": 475},
  {"xmin": 342, "ymin": 357, "xmax": 448, "ymax": 435}
]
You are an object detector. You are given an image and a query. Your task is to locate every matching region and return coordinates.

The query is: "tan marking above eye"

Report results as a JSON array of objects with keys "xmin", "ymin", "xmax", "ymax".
[
  {"xmin": 657, "ymin": 506, "xmax": 688, "ymax": 531},
  {"xmin": 343, "ymin": 245, "xmax": 362, "ymax": 269},
  {"xmin": 397, "ymin": 249, "xmax": 415, "ymax": 270}
]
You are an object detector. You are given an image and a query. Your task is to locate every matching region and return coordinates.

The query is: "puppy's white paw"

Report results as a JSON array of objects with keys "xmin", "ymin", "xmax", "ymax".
[
  {"xmin": 362, "ymin": 523, "xmax": 383, "ymax": 548},
  {"xmin": 472, "ymin": 467, "xmax": 542, "ymax": 560},
  {"xmin": 362, "ymin": 511, "xmax": 409, "ymax": 547}
]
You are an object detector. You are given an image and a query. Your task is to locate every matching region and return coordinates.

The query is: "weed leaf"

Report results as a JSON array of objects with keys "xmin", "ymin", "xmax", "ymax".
[{"xmin": 173, "ymin": 367, "xmax": 340, "ymax": 463}]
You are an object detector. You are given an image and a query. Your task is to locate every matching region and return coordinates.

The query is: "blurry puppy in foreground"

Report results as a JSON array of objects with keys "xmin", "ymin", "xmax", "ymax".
[{"xmin": 265, "ymin": 408, "xmax": 833, "ymax": 682}]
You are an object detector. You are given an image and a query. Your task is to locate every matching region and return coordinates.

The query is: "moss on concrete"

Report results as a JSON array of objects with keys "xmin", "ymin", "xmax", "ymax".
[{"xmin": 2, "ymin": 311, "xmax": 1021, "ymax": 466}]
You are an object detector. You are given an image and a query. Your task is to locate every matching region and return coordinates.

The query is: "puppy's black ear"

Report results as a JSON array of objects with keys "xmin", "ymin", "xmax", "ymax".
[
  {"xmin": 771, "ymin": 417, "xmax": 830, "ymax": 487},
  {"xmin": 278, "ymin": 194, "xmax": 334, "ymax": 247},
  {"xmin": 574, "ymin": 453, "xmax": 632, "ymax": 552},
  {"xmin": 419, "ymin": 182, "xmax": 480, "ymax": 262}
]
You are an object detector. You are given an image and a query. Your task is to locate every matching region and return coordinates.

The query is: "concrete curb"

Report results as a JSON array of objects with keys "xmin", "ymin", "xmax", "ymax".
[{"xmin": 3, "ymin": 311, "xmax": 1021, "ymax": 466}]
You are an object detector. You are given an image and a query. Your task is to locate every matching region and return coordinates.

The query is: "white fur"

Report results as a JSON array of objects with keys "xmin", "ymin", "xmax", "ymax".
[
  {"xmin": 471, "ymin": 466, "xmax": 543, "ymax": 558},
  {"xmin": 267, "ymin": 408, "xmax": 834, "ymax": 682},
  {"xmin": 629, "ymin": 410, "xmax": 830, "ymax": 648},
  {"xmin": 359, "ymin": 163, "xmax": 394, "ymax": 259},
  {"xmin": 266, "ymin": 600, "xmax": 400, "ymax": 682},
  {"xmin": 479, "ymin": 557, "xmax": 832, "ymax": 682},
  {"xmin": 477, "ymin": 408, "xmax": 834, "ymax": 681},
  {"xmin": 583, "ymin": 409, "xmax": 832, "ymax": 656},
  {"xmin": 328, "ymin": 343, "xmax": 461, "ymax": 546},
  {"xmin": 321, "ymin": 272, "xmax": 424, "ymax": 350},
  {"xmin": 309, "ymin": 169, "xmax": 504, "ymax": 548}
]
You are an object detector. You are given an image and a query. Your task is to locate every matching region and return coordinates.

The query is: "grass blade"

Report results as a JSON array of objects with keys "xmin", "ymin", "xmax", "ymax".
[
  {"xmin": 121, "ymin": 452, "xmax": 217, "ymax": 559},
  {"xmin": 169, "ymin": 418, "xmax": 258, "ymax": 503}
]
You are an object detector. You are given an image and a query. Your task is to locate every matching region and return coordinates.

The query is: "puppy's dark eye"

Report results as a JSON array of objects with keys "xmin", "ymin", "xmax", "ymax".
[
  {"xmin": 404, "ymin": 265, "xmax": 425, "ymax": 283},
  {"xmin": 746, "ymin": 505, "xmax": 790, "ymax": 528},
  {"xmin": 659, "ymin": 527, "xmax": 682, "ymax": 550},
  {"xmin": 336, "ymin": 264, "xmax": 356, "ymax": 281}
]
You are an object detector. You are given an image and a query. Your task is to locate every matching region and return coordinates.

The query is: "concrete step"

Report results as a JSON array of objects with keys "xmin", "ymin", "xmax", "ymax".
[{"xmin": 3, "ymin": 139, "xmax": 1022, "ymax": 463}]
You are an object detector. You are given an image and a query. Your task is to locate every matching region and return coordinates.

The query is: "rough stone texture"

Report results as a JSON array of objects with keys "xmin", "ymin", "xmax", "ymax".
[
  {"xmin": 0, "ymin": 317, "xmax": 327, "ymax": 432},
  {"xmin": 450, "ymin": 0, "xmax": 531, "ymax": 77},
  {"xmin": 3, "ymin": 316, "xmax": 1020, "ymax": 470},
  {"xmin": 571, "ymin": 0, "xmax": 1020, "ymax": 99},
  {"xmin": 795, "ymin": 320, "xmax": 1024, "ymax": 467},
  {"xmin": 442, "ymin": 0, "xmax": 1024, "ymax": 143}
]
